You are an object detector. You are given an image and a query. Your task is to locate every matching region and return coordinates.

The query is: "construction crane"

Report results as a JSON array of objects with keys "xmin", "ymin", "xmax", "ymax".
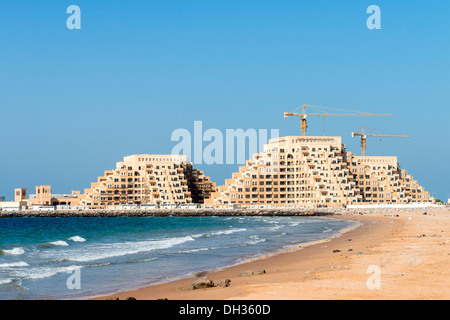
[
  {"xmin": 284, "ymin": 104, "xmax": 392, "ymax": 136},
  {"xmin": 351, "ymin": 125, "xmax": 410, "ymax": 156}
]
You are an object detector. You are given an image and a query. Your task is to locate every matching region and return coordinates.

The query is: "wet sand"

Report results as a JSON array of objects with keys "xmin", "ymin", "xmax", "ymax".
[{"xmin": 94, "ymin": 208, "xmax": 450, "ymax": 300}]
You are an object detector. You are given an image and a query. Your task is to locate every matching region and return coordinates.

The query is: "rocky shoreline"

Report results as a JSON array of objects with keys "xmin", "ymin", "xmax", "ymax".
[{"xmin": 0, "ymin": 206, "xmax": 441, "ymax": 218}]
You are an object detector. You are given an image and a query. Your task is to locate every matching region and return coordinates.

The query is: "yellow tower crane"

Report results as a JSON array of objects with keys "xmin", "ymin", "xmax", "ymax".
[
  {"xmin": 351, "ymin": 125, "xmax": 410, "ymax": 156},
  {"xmin": 284, "ymin": 104, "xmax": 392, "ymax": 136}
]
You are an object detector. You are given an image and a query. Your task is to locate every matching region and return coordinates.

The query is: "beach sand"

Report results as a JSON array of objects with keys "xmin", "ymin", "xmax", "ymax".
[{"xmin": 95, "ymin": 208, "xmax": 450, "ymax": 300}]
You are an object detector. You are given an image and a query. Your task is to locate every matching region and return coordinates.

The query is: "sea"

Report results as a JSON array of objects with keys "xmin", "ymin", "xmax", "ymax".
[{"xmin": 0, "ymin": 216, "xmax": 355, "ymax": 300}]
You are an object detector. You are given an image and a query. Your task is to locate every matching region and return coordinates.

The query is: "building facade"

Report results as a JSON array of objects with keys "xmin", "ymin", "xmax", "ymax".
[
  {"xmin": 205, "ymin": 136, "xmax": 434, "ymax": 208},
  {"xmin": 78, "ymin": 154, "xmax": 215, "ymax": 209},
  {"xmin": 14, "ymin": 188, "xmax": 27, "ymax": 202},
  {"xmin": 346, "ymin": 155, "xmax": 432, "ymax": 204},
  {"xmin": 27, "ymin": 186, "xmax": 81, "ymax": 207}
]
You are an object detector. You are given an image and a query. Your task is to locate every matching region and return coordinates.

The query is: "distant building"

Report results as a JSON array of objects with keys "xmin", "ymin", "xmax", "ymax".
[
  {"xmin": 26, "ymin": 186, "xmax": 81, "ymax": 207},
  {"xmin": 15, "ymin": 188, "xmax": 27, "ymax": 202},
  {"xmin": 346, "ymin": 155, "xmax": 433, "ymax": 204},
  {"xmin": 204, "ymin": 135, "xmax": 434, "ymax": 208},
  {"xmin": 78, "ymin": 154, "xmax": 216, "ymax": 209},
  {"xmin": 0, "ymin": 201, "xmax": 27, "ymax": 211}
]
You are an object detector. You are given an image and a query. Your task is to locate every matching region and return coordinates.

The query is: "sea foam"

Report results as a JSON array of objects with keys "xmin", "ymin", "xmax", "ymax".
[
  {"xmin": 0, "ymin": 262, "xmax": 29, "ymax": 268},
  {"xmin": 0, "ymin": 279, "xmax": 13, "ymax": 285},
  {"xmin": 0, "ymin": 247, "xmax": 25, "ymax": 255},
  {"xmin": 68, "ymin": 236, "xmax": 86, "ymax": 242},
  {"xmin": 210, "ymin": 228, "xmax": 247, "ymax": 236},
  {"xmin": 49, "ymin": 240, "xmax": 69, "ymax": 246},
  {"xmin": 65, "ymin": 235, "xmax": 195, "ymax": 262},
  {"xmin": 14, "ymin": 265, "xmax": 82, "ymax": 280}
]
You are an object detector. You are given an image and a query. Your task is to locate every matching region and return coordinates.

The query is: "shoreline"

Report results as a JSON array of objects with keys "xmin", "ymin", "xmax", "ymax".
[
  {"xmin": 86, "ymin": 215, "xmax": 358, "ymax": 300},
  {"xmin": 94, "ymin": 207, "xmax": 450, "ymax": 300},
  {"xmin": 92, "ymin": 213, "xmax": 392, "ymax": 300}
]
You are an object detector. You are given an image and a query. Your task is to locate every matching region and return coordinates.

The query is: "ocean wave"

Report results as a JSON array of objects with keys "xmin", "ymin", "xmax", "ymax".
[
  {"xmin": 246, "ymin": 238, "xmax": 266, "ymax": 245},
  {"xmin": 175, "ymin": 247, "xmax": 212, "ymax": 254},
  {"xmin": 0, "ymin": 247, "xmax": 25, "ymax": 255},
  {"xmin": 191, "ymin": 233, "xmax": 206, "ymax": 238},
  {"xmin": 288, "ymin": 221, "xmax": 306, "ymax": 227},
  {"xmin": 272, "ymin": 232, "xmax": 287, "ymax": 238},
  {"xmin": 68, "ymin": 236, "xmax": 86, "ymax": 242},
  {"xmin": 263, "ymin": 219, "xmax": 280, "ymax": 224},
  {"xmin": 191, "ymin": 228, "xmax": 247, "ymax": 239},
  {"xmin": 39, "ymin": 240, "xmax": 69, "ymax": 248},
  {"xmin": 65, "ymin": 235, "xmax": 195, "ymax": 262},
  {"xmin": 210, "ymin": 228, "xmax": 247, "ymax": 236},
  {"xmin": 267, "ymin": 225, "xmax": 282, "ymax": 231},
  {"xmin": 176, "ymin": 236, "xmax": 265, "ymax": 254},
  {"xmin": 13, "ymin": 265, "xmax": 82, "ymax": 280},
  {"xmin": 322, "ymin": 228, "xmax": 333, "ymax": 233},
  {"xmin": 50, "ymin": 240, "xmax": 69, "ymax": 246},
  {"xmin": 0, "ymin": 278, "xmax": 13, "ymax": 285},
  {"xmin": 0, "ymin": 278, "xmax": 26, "ymax": 292},
  {"xmin": 0, "ymin": 262, "xmax": 29, "ymax": 268}
]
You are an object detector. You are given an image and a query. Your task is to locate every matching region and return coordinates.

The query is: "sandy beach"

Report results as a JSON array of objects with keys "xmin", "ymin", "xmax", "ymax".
[{"xmin": 95, "ymin": 207, "xmax": 450, "ymax": 300}]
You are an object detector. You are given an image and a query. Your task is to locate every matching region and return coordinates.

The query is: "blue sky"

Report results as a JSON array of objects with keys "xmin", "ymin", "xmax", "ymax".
[{"xmin": 0, "ymin": 1, "xmax": 449, "ymax": 201}]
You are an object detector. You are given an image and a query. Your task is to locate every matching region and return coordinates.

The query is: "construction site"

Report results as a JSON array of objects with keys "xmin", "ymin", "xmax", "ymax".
[
  {"xmin": 205, "ymin": 105, "xmax": 433, "ymax": 208},
  {"xmin": 1, "ymin": 105, "xmax": 436, "ymax": 211}
]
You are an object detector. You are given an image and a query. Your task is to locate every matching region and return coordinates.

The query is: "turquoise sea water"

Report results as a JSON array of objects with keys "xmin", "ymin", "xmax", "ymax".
[{"xmin": 0, "ymin": 216, "xmax": 354, "ymax": 300}]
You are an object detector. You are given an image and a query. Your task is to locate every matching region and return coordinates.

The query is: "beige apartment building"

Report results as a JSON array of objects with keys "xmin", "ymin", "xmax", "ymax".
[
  {"xmin": 205, "ymin": 136, "xmax": 434, "ymax": 208},
  {"xmin": 345, "ymin": 155, "xmax": 432, "ymax": 204},
  {"xmin": 78, "ymin": 155, "xmax": 215, "ymax": 209}
]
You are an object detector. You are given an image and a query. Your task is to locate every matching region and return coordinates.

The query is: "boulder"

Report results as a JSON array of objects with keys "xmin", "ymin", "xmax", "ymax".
[
  {"xmin": 190, "ymin": 277, "xmax": 215, "ymax": 290},
  {"xmin": 215, "ymin": 278, "xmax": 231, "ymax": 287},
  {"xmin": 239, "ymin": 269, "xmax": 266, "ymax": 277}
]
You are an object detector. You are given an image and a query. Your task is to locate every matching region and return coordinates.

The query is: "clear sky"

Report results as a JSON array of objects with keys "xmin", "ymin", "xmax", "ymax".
[{"xmin": 0, "ymin": 1, "xmax": 449, "ymax": 201}]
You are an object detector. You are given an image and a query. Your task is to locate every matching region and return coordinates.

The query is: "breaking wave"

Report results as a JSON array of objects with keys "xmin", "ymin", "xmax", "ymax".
[
  {"xmin": 39, "ymin": 240, "xmax": 69, "ymax": 248},
  {"xmin": 0, "ymin": 262, "xmax": 29, "ymax": 269},
  {"xmin": 0, "ymin": 247, "xmax": 25, "ymax": 255},
  {"xmin": 68, "ymin": 236, "xmax": 86, "ymax": 242},
  {"xmin": 65, "ymin": 235, "xmax": 195, "ymax": 262}
]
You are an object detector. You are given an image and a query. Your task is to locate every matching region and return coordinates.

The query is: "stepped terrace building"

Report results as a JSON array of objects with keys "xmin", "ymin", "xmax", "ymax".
[
  {"xmin": 78, "ymin": 155, "xmax": 215, "ymax": 209},
  {"xmin": 205, "ymin": 136, "xmax": 434, "ymax": 208},
  {"xmin": 345, "ymin": 155, "xmax": 432, "ymax": 204}
]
